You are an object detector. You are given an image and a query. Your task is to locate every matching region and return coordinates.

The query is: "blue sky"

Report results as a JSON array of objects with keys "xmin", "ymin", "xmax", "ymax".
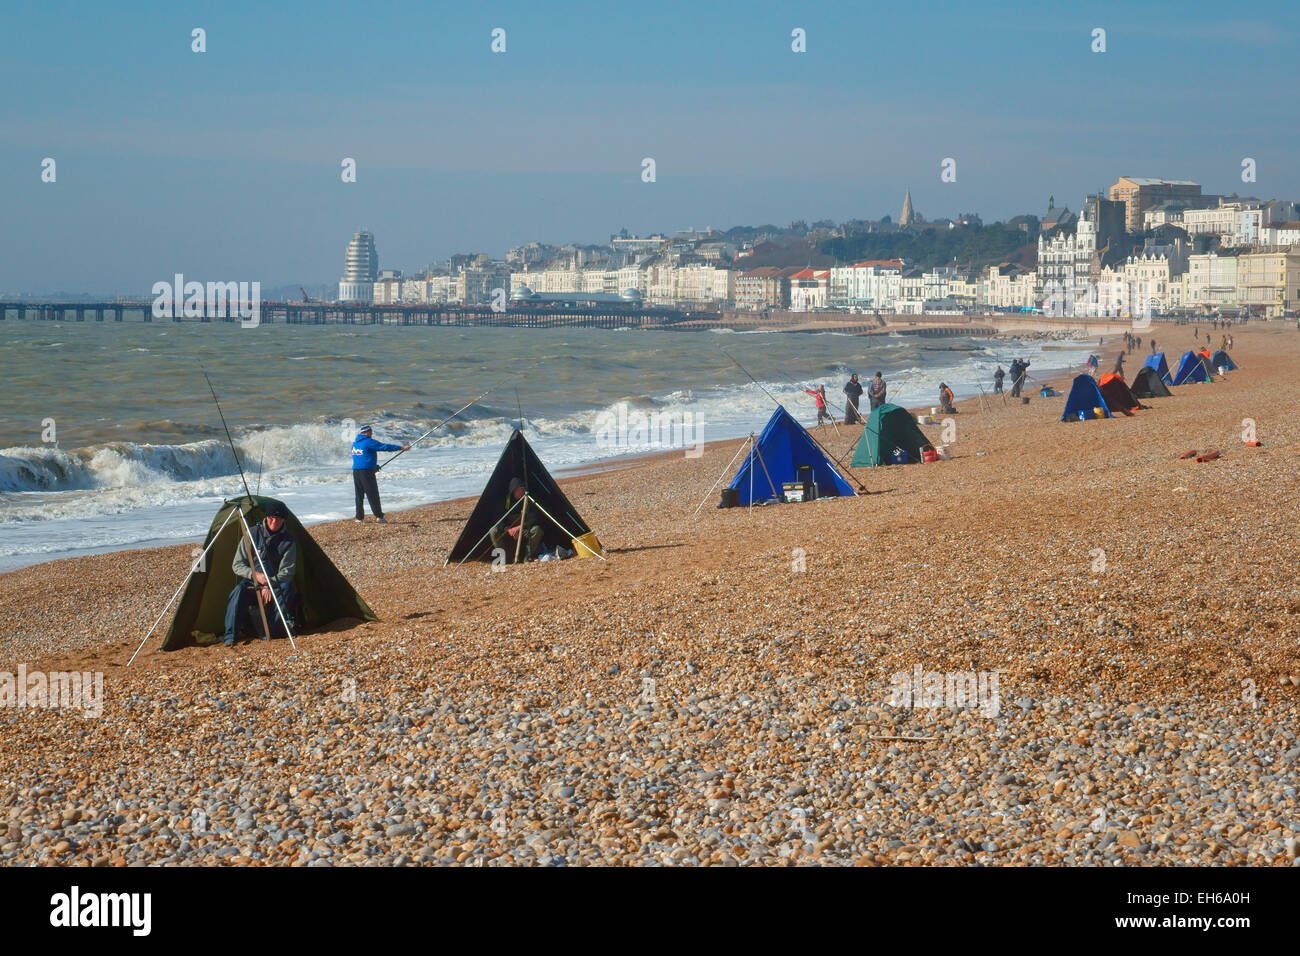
[{"xmin": 2, "ymin": 0, "xmax": 1297, "ymax": 294}]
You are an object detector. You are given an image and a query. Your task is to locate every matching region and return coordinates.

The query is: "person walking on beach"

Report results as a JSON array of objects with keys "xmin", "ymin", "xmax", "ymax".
[
  {"xmin": 351, "ymin": 425, "xmax": 409, "ymax": 523},
  {"xmin": 1150, "ymin": 337, "xmax": 1157, "ymax": 354},
  {"xmin": 843, "ymin": 374, "xmax": 864, "ymax": 424},
  {"xmin": 223, "ymin": 501, "xmax": 296, "ymax": 646},
  {"xmin": 868, "ymin": 371, "xmax": 887, "ymax": 410},
  {"xmin": 1228, "ymin": 334, "xmax": 1234, "ymax": 351},
  {"xmin": 805, "ymin": 384, "xmax": 832, "ymax": 426},
  {"xmin": 993, "ymin": 365, "xmax": 1005, "ymax": 394},
  {"xmin": 1113, "ymin": 351, "xmax": 1125, "ymax": 377}
]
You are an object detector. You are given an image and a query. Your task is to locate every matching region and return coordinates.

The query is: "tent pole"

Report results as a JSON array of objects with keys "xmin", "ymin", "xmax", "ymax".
[
  {"xmin": 802, "ymin": 421, "xmax": 865, "ymax": 493},
  {"xmin": 238, "ymin": 509, "xmax": 297, "ymax": 651},
  {"xmin": 523, "ymin": 495, "xmax": 607, "ymax": 561},
  {"xmin": 748, "ymin": 437, "xmax": 754, "ymax": 511},
  {"xmin": 751, "ymin": 437, "xmax": 780, "ymax": 501},
  {"xmin": 238, "ymin": 510, "xmax": 277, "ymax": 647},
  {"xmin": 127, "ymin": 505, "xmax": 240, "ymax": 666},
  {"xmin": 691, "ymin": 435, "xmax": 752, "ymax": 518},
  {"xmin": 513, "ymin": 493, "xmax": 529, "ymax": 564},
  {"xmin": 451, "ymin": 495, "xmax": 523, "ymax": 569}
]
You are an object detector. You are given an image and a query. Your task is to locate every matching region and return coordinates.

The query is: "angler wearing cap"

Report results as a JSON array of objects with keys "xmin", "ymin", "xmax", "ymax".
[
  {"xmin": 223, "ymin": 501, "xmax": 297, "ymax": 646},
  {"xmin": 351, "ymin": 425, "xmax": 409, "ymax": 523},
  {"xmin": 489, "ymin": 477, "xmax": 545, "ymax": 563}
]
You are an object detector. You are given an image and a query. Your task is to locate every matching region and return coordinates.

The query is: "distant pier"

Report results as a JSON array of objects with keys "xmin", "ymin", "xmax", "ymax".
[
  {"xmin": 0, "ymin": 301, "xmax": 1169, "ymax": 337},
  {"xmin": 0, "ymin": 301, "xmax": 696, "ymax": 329}
]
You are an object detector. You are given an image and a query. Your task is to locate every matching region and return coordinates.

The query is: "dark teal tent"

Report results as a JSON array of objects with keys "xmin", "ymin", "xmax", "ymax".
[
  {"xmin": 1060, "ymin": 374, "xmax": 1111, "ymax": 422},
  {"xmin": 1210, "ymin": 349, "xmax": 1238, "ymax": 371}
]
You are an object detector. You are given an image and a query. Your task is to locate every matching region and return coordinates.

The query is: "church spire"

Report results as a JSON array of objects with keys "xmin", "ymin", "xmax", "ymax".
[{"xmin": 900, "ymin": 188, "xmax": 914, "ymax": 227}]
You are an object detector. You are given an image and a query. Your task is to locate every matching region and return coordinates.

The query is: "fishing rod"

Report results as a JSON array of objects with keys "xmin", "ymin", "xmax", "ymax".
[
  {"xmin": 200, "ymin": 365, "xmax": 254, "ymax": 502},
  {"xmin": 721, "ymin": 350, "xmax": 866, "ymax": 493},
  {"xmin": 377, "ymin": 378, "xmax": 507, "ymax": 470},
  {"xmin": 255, "ymin": 433, "xmax": 268, "ymax": 495},
  {"xmin": 200, "ymin": 365, "xmax": 274, "ymax": 644},
  {"xmin": 769, "ymin": 359, "xmax": 841, "ymax": 437}
]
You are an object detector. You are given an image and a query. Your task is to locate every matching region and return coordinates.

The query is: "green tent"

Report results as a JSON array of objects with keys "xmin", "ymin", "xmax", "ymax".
[
  {"xmin": 851, "ymin": 403, "xmax": 933, "ymax": 467},
  {"xmin": 161, "ymin": 495, "xmax": 377, "ymax": 650}
]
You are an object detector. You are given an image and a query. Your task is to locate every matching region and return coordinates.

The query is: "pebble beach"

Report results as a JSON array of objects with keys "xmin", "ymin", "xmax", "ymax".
[{"xmin": 2, "ymin": 325, "xmax": 1299, "ymax": 867}]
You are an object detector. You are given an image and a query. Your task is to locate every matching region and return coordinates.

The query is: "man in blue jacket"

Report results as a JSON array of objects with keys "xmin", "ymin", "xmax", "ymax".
[{"xmin": 351, "ymin": 425, "xmax": 409, "ymax": 522}]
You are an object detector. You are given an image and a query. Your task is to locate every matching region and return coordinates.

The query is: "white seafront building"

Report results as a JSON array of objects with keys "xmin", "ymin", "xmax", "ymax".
[{"xmin": 338, "ymin": 230, "xmax": 379, "ymax": 303}]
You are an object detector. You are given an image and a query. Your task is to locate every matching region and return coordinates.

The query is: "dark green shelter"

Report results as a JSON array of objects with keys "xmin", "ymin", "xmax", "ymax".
[
  {"xmin": 851, "ymin": 403, "xmax": 933, "ymax": 467},
  {"xmin": 161, "ymin": 495, "xmax": 377, "ymax": 650}
]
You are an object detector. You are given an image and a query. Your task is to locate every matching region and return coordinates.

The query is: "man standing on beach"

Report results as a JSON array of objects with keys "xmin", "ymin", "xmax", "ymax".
[
  {"xmin": 844, "ymin": 374, "xmax": 864, "ymax": 424},
  {"xmin": 804, "ymin": 384, "xmax": 832, "ymax": 426},
  {"xmin": 994, "ymin": 365, "xmax": 1005, "ymax": 394},
  {"xmin": 1113, "ymin": 352, "xmax": 1125, "ymax": 376},
  {"xmin": 223, "ymin": 501, "xmax": 296, "ymax": 646},
  {"xmin": 351, "ymin": 425, "xmax": 409, "ymax": 523},
  {"xmin": 868, "ymin": 371, "xmax": 887, "ymax": 411},
  {"xmin": 1013, "ymin": 359, "xmax": 1031, "ymax": 397},
  {"xmin": 1150, "ymin": 337, "xmax": 1157, "ymax": 354}
]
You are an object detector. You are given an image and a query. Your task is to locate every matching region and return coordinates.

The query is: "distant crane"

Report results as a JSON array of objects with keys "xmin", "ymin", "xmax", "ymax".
[{"xmin": 299, "ymin": 287, "xmax": 312, "ymax": 303}]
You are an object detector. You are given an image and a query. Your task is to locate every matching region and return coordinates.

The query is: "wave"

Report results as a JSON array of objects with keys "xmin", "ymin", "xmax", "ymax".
[{"xmin": 0, "ymin": 334, "xmax": 1093, "ymax": 526}]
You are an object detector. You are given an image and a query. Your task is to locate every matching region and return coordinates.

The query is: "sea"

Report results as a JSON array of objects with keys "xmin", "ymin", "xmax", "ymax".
[{"xmin": 0, "ymin": 320, "xmax": 1094, "ymax": 571}]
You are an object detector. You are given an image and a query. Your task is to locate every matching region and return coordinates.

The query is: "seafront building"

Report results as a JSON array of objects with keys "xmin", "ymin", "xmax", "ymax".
[
  {"xmin": 338, "ymin": 230, "xmax": 379, "ymax": 303},
  {"xmin": 333, "ymin": 176, "xmax": 1300, "ymax": 317},
  {"xmin": 1108, "ymin": 177, "xmax": 1203, "ymax": 233}
]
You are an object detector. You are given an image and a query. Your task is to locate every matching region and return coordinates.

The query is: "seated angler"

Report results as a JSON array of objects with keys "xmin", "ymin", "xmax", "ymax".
[
  {"xmin": 489, "ymin": 477, "xmax": 545, "ymax": 563},
  {"xmin": 223, "ymin": 501, "xmax": 297, "ymax": 646}
]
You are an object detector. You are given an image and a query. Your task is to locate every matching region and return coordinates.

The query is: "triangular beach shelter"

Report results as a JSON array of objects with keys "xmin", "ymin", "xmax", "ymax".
[
  {"xmin": 1143, "ymin": 352, "xmax": 1172, "ymax": 384},
  {"xmin": 1060, "ymin": 374, "xmax": 1112, "ymax": 421},
  {"xmin": 160, "ymin": 495, "xmax": 377, "ymax": 651},
  {"xmin": 1210, "ymin": 349, "xmax": 1238, "ymax": 371},
  {"xmin": 851, "ymin": 403, "xmax": 933, "ymax": 466},
  {"xmin": 1172, "ymin": 350, "xmax": 1211, "ymax": 385},
  {"xmin": 1131, "ymin": 366, "xmax": 1172, "ymax": 398},
  {"xmin": 727, "ymin": 405, "xmax": 856, "ymax": 505},
  {"xmin": 446, "ymin": 430, "xmax": 600, "ymax": 564},
  {"xmin": 1098, "ymin": 373, "xmax": 1141, "ymax": 414}
]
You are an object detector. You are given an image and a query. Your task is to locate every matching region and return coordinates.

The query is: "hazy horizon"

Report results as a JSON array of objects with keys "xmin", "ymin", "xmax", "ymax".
[{"xmin": 4, "ymin": 0, "xmax": 1297, "ymax": 295}]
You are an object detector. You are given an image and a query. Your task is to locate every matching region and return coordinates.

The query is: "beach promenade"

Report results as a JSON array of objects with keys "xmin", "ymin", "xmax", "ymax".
[{"xmin": 1, "ymin": 326, "xmax": 1297, "ymax": 866}]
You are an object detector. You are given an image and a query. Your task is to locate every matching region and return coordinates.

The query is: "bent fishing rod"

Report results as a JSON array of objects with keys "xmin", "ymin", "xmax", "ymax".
[
  {"xmin": 200, "ymin": 365, "xmax": 255, "ymax": 503},
  {"xmin": 721, "ymin": 350, "xmax": 866, "ymax": 493},
  {"xmin": 377, "ymin": 378, "xmax": 507, "ymax": 470}
]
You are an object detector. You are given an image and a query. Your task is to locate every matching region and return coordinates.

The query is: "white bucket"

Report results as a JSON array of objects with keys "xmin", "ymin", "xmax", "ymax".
[
  {"xmin": 917, "ymin": 414, "xmax": 927, "ymax": 424},
  {"xmin": 1218, "ymin": 366, "xmax": 1226, "ymax": 375},
  {"xmin": 930, "ymin": 406, "xmax": 938, "ymax": 415},
  {"xmin": 936, "ymin": 444, "xmax": 951, "ymax": 460}
]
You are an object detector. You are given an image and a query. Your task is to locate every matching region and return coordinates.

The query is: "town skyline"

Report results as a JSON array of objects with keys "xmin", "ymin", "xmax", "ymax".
[{"xmin": 5, "ymin": 0, "xmax": 1298, "ymax": 295}]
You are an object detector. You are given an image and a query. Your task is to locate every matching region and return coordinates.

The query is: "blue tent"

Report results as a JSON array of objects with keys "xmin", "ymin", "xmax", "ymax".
[
  {"xmin": 727, "ymin": 405, "xmax": 856, "ymax": 505},
  {"xmin": 1060, "ymin": 374, "xmax": 1112, "ymax": 422},
  {"xmin": 1210, "ymin": 349, "xmax": 1238, "ymax": 371},
  {"xmin": 1172, "ymin": 350, "xmax": 1211, "ymax": 385},
  {"xmin": 1143, "ymin": 351, "xmax": 1172, "ymax": 384}
]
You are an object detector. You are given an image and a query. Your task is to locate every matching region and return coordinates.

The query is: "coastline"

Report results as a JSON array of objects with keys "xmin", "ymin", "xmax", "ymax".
[{"xmin": 2, "ymin": 325, "xmax": 1297, "ymax": 866}]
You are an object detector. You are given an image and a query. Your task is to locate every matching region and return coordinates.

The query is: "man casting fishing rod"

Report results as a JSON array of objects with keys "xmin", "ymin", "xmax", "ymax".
[
  {"xmin": 350, "ymin": 381, "xmax": 507, "ymax": 524},
  {"xmin": 351, "ymin": 425, "xmax": 409, "ymax": 523}
]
